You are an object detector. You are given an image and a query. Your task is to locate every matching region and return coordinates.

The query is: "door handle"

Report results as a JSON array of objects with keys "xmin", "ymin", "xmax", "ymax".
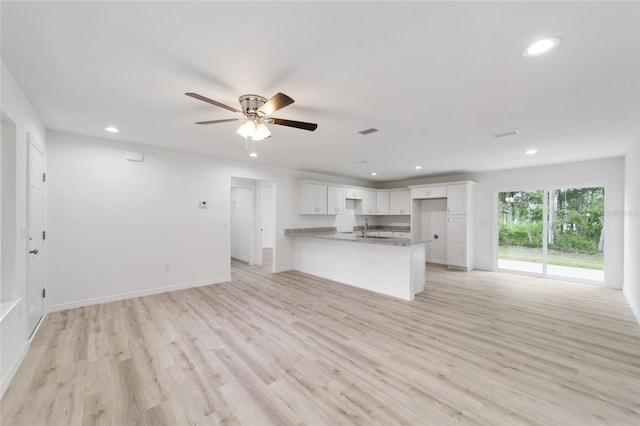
[{"xmin": 30, "ymin": 249, "xmax": 39, "ymax": 255}]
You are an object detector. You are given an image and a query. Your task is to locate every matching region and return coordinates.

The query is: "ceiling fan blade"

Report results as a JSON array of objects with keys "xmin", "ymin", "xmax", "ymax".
[
  {"xmin": 195, "ymin": 118, "xmax": 242, "ymax": 125},
  {"xmin": 258, "ymin": 92, "xmax": 294, "ymax": 116},
  {"xmin": 271, "ymin": 118, "xmax": 318, "ymax": 131},
  {"xmin": 185, "ymin": 92, "xmax": 241, "ymax": 113}
]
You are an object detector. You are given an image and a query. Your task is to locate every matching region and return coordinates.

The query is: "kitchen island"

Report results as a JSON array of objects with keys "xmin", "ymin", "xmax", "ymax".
[{"xmin": 285, "ymin": 227, "xmax": 426, "ymax": 300}]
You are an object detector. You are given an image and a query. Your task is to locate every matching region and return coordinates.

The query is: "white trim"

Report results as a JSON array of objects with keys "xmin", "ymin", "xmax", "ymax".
[
  {"xmin": 29, "ymin": 312, "xmax": 46, "ymax": 341},
  {"xmin": 46, "ymin": 276, "xmax": 231, "ymax": 313},
  {"xmin": 0, "ymin": 298, "xmax": 21, "ymax": 323},
  {"xmin": 624, "ymin": 287, "xmax": 640, "ymax": 326},
  {"xmin": 497, "ymin": 267, "xmax": 609, "ymax": 288},
  {"xmin": 273, "ymin": 266, "xmax": 294, "ymax": 273},
  {"xmin": 0, "ymin": 340, "xmax": 29, "ymax": 398}
]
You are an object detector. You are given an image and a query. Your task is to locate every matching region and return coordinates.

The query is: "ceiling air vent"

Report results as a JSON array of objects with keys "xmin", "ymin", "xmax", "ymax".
[
  {"xmin": 358, "ymin": 128, "xmax": 378, "ymax": 135},
  {"xmin": 494, "ymin": 129, "xmax": 519, "ymax": 138}
]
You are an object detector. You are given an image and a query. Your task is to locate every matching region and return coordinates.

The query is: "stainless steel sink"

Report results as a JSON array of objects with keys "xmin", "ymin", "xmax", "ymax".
[{"xmin": 354, "ymin": 235, "xmax": 392, "ymax": 239}]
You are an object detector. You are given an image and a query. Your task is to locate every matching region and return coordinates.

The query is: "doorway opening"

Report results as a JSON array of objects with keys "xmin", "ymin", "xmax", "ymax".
[
  {"xmin": 230, "ymin": 177, "xmax": 275, "ymax": 272},
  {"xmin": 498, "ymin": 187, "xmax": 605, "ymax": 283}
]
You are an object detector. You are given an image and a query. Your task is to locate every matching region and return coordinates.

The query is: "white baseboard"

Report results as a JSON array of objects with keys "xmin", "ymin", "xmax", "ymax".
[
  {"xmin": 273, "ymin": 266, "xmax": 294, "ymax": 273},
  {"xmin": 1, "ymin": 340, "xmax": 29, "ymax": 398},
  {"xmin": 46, "ymin": 276, "xmax": 231, "ymax": 313},
  {"xmin": 231, "ymin": 254, "xmax": 249, "ymax": 263},
  {"xmin": 29, "ymin": 313, "xmax": 46, "ymax": 341},
  {"xmin": 624, "ymin": 287, "xmax": 640, "ymax": 326}
]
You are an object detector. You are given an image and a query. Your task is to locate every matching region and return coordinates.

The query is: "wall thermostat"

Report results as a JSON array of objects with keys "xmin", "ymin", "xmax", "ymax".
[{"xmin": 199, "ymin": 201, "xmax": 207, "ymax": 208}]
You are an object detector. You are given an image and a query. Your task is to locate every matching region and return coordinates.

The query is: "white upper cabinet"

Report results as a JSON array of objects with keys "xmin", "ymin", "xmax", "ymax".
[
  {"xmin": 411, "ymin": 185, "xmax": 447, "ymax": 200},
  {"xmin": 363, "ymin": 190, "xmax": 377, "ymax": 215},
  {"xmin": 345, "ymin": 187, "xmax": 364, "ymax": 199},
  {"xmin": 389, "ymin": 190, "xmax": 411, "ymax": 215},
  {"xmin": 327, "ymin": 186, "xmax": 346, "ymax": 215},
  {"xmin": 376, "ymin": 191, "xmax": 390, "ymax": 215},
  {"xmin": 446, "ymin": 184, "xmax": 467, "ymax": 214},
  {"xmin": 299, "ymin": 182, "xmax": 328, "ymax": 214},
  {"xmin": 356, "ymin": 189, "xmax": 377, "ymax": 215}
]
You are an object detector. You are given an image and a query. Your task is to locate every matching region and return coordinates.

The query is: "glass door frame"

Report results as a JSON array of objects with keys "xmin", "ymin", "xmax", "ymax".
[{"xmin": 493, "ymin": 186, "xmax": 606, "ymax": 285}]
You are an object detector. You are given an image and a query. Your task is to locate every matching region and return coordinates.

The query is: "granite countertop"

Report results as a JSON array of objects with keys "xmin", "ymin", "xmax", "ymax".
[{"xmin": 284, "ymin": 227, "xmax": 422, "ymax": 247}]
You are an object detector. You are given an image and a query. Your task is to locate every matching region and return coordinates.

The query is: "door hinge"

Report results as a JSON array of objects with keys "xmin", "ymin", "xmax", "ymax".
[
  {"xmin": 43, "ymin": 172, "xmax": 46, "ymax": 182},
  {"xmin": 42, "ymin": 230, "xmax": 46, "ymax": 240},
  {"xmin": 42, "ymin": 288, "xmax": 46, "ymax": 298}
]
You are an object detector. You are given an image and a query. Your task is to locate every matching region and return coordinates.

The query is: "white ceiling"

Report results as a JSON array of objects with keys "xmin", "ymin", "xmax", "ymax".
[{"xmin": 1, "ymin": 1, "xmax": 638, "ymax": 181}]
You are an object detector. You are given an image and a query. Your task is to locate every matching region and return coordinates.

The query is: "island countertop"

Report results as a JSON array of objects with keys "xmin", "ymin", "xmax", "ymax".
[
  {"xmin": 285, "ymin": 226, "xmax": 427, "ymax": 300},
  {"xmin": 285, "ymin": 227, "xmax": 426, "ymax": 247}
]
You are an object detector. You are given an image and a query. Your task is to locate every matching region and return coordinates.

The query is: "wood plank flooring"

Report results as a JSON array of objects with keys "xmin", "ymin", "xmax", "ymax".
[{"xmin": 2, "ymin": 251, "xmax": 639, "ymax": 425}]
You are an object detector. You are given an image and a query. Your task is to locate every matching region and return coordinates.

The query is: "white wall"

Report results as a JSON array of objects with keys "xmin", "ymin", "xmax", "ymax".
[
  {"xmin": 0, "ymin": 60, "xmax": 47, "ymax": 397},
  {"xmin": 261, "ymin": 186, "xmax": 274, "ymax": 249},
  {"xmin": 624, "ymin": 138, "xmax": 640, "ymax": 322},
  {"xmin": 230, "ymin": 186, "xmax": 254, "ymax": 262},
  {"xmin": 380, "ymin": 157, "xmax": 626, "ymax": 289},
  {"xmin": 1, "ymin": 113, "xmax": 17, "ymax": 300},
  {"xmin": 45, "ymin": 130, "xmax": 370, "ymax": 310}
]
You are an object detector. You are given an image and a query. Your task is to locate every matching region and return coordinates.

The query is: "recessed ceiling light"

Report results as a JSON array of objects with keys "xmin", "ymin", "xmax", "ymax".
[
  {"xmin": 414, "ymin": 165, "xmax": 422, "ymax": 170},
  {"xmin": 370, "ymin": 172, "xmax": 377, "ymax": 176},
  {"xmin": 249, "ymin": 151, "xmax": 258, "ymax": 158},
  {"xmin": 526, "ymin": 149, "xmax": 538, "ymax": 155},
  {"xmin": 523, "ymin": 37, "xmax": 560, "ymax": 57},
  {"xmin": 105, "ymin": 126, "xmax": 119, "ymax": 133}
]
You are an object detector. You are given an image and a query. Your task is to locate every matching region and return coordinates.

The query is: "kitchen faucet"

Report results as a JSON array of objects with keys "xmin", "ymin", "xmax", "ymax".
[{"xmin": 362, "ymin": 217, "xmax": 368, "ymax": 238}]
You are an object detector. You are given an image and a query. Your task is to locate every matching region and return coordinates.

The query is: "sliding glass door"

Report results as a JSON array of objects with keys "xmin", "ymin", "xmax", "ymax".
[
  {"xmin": 498, "ymin": 187, "xmax": 604, "ymax": 282},
  {"xmin": 498, "ymin": 190, "xmax": 544, "ymax": 274},
  {"xmin": 546, "ymin": 187, "xmax": 604, "ymax": 281}
]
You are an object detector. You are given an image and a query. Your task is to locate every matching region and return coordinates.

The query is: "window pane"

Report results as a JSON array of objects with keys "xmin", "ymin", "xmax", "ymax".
[
  {"xmin": 498, "ymin": 190, "xmax": 544, "ymax": 274},
  {"xmin": 547, "ymin": 187, "xmax": 604, "ymax": 281}
]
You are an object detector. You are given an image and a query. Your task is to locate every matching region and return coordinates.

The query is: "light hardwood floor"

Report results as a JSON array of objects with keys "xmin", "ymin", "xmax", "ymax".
[{"xmin": 2, "ymin": 251, "xmax": 639, "ymax": 425}]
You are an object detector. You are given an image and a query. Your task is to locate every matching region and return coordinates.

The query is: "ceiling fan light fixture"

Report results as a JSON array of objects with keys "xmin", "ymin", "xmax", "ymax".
[
  {"xmin": 252, "ymin": 123, "xmax": 271, "ymax": 141},
  {"xmin": 236, "ymin": 120, "xmax": 256, "ymax": 138}
]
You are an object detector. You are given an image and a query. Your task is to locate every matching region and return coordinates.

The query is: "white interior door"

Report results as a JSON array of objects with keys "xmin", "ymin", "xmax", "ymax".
[{"xmin": 27, "ymin": 142, "xmax": 45, "ymax": 336}]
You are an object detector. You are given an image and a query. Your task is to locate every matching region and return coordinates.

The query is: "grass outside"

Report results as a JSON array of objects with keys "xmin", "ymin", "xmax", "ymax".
[{"xmin": 499, "ymin": 245, "xmax": 604, "ymax": 270}]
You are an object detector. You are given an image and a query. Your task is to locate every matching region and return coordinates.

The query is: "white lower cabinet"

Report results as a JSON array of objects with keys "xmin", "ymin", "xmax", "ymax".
[{"xmin": 447, "ymin": 214, "xmax": 471, "ymax": 270}]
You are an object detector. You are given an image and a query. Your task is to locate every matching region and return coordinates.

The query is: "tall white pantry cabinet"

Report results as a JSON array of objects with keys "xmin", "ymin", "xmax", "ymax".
[
  {"xmin": 410, "ymin": 181, "xmax": 475, "ymax": 271},
  {"xmin": 445, "ymin": 182, "xmax": 474, "ymax": 270}
]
